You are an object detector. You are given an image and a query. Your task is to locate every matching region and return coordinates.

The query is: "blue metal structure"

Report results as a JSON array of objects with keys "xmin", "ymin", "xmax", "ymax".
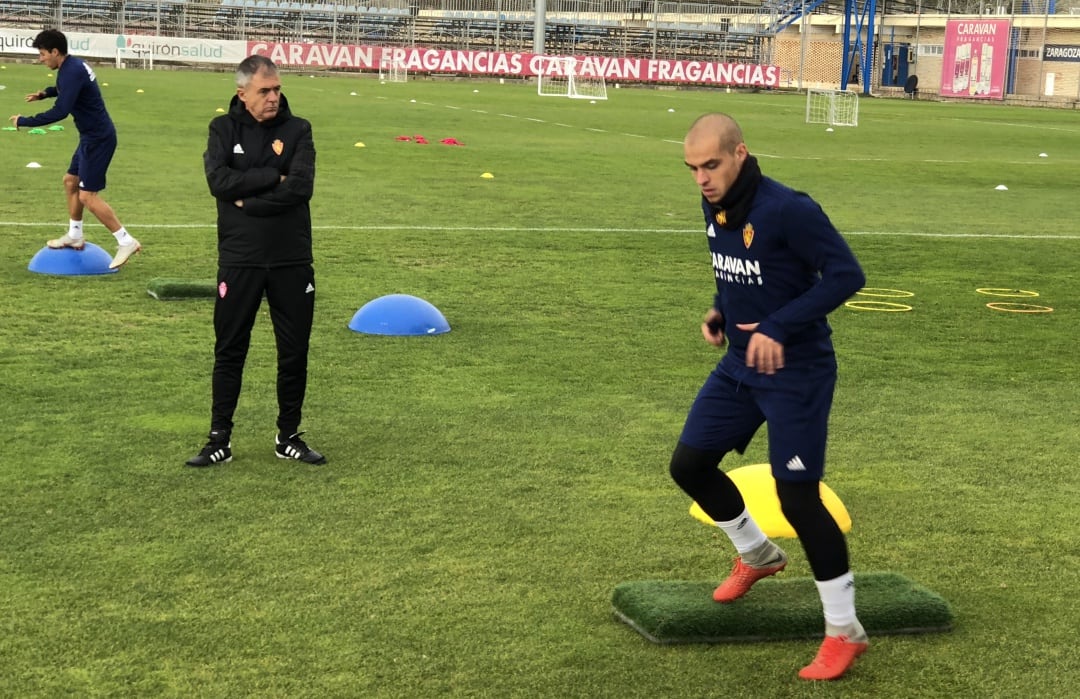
[
  {"xmin": 841, "ymin": 0, "xmax": 878, "ymax": 94},
  {"xmin": 770, "ymin": 0, "xmax": 831, "ymax": 33},
  {"xmin": 769, "ymin": 0, "xmax": 878, "ymax": 94}
]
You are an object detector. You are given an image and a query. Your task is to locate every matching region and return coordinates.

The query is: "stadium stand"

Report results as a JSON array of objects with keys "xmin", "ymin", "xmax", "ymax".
[{"xmin": 0, "ymin": 1, "xmax": 769, "ymax": 63}]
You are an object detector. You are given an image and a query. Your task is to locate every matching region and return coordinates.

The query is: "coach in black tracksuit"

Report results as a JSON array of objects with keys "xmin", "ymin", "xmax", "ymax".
[{"xmin": 187, "ymin": 55, "xmax": 326, "ymax": 467}]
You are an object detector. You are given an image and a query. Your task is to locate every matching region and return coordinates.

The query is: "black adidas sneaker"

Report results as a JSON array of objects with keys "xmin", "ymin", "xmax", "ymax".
[
  {"xmin": 275, "ymin": 431, "xmax": 327, "ymax": 465},
  {"xmin": 186, "ymin": 430, "xmax": 232, "ymax": 467}
]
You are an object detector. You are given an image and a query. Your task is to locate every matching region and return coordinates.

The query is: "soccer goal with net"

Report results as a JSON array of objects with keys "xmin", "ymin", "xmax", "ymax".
[
  {"xmin": 378, "ymin": 57, "xmax": 407, "ymax": 83},
  {"xmin": 536, "ymin": 56, "xmax": 608, "ymax": 101},
  {"xmin": 115, "ymin": 47, "xmax": 153, "ymax": 70},
  {"xmin": 805, "ymin": 88, "xmax": 859, "ymax": 127}
]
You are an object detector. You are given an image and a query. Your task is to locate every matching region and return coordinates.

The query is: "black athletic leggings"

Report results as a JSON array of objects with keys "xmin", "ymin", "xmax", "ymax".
[{"xmin": 669, "ymin": 442, "xmax": 849, "ymax": 580}]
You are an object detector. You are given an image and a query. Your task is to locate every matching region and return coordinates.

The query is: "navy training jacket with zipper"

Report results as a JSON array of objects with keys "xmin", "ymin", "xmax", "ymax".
[
  {"xmin": 18, "ymin": 55, "xmax": 114, "ymax": 141},
  {"xmin": 700, "ymin": 176, "xmax": 866, "ymax": 384},
  {"xmin": 204, "ymin": 93, "xmax": 315, "ymax": 268}
]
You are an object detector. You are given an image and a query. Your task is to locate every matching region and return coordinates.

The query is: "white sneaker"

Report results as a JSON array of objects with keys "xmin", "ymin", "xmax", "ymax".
[
  {"xmin": 46, "ymin": 233, "xmax": 85, "ymax": 250},
  {"xmin": 109, "ymin": 238, "xmax": 141, "ymax": 269}
]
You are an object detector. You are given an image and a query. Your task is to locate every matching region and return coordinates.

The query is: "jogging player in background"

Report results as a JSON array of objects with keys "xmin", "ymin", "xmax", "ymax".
[
  {"xmin": 670, "ymin": 113, "xmax": 868, "ymax": 680},
  {"xmin": 187, "ymin": 54, "xmax": 326, "ymax": 468},
  {"xmin": 9, "ymin": 29, "xmax": 140, "ymax": 269}
]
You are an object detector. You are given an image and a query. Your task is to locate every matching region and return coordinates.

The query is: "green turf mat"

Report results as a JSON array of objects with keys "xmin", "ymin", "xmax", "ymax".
[
  {"xmin": 146, "ymin": 278, "xmax": 216, "ymax": 300},
  {"xmin": 612, "ymin": 572, "xmax": 953, "ymax": 644}
]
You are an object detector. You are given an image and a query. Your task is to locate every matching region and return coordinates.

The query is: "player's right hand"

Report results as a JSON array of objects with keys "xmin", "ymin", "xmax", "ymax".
[{"xmin": 701, "ymin": 309, "xmax": 725, "ymax": 347}]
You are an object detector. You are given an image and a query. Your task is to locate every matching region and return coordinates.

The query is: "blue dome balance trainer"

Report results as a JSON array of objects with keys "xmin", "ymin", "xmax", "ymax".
[
  {"xmin": 28, "ymin": 242, "xmax": 118, "ymax": 276},
  {"xmin": 349, "ymin": 294, "xmax": 450, "ymax": 336}
]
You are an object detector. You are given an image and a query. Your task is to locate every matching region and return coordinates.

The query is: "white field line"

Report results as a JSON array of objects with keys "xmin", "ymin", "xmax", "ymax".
[
  {"xmin": 2, "ymin": 221, "xmax": 1078, "ymax": 240},
  {"xmin": 381, "ymin": 97, "xmax": 1074, "ymax": 165},
  {"xmin": 947, "ymin": 118, "xmax": 1080, "ymax": 134}
]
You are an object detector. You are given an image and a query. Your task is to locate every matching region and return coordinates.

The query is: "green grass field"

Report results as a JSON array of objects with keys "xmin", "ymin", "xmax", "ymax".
[{"xmin": 1, "ymin": 62, "xmax": 1078, "ymax": 697}]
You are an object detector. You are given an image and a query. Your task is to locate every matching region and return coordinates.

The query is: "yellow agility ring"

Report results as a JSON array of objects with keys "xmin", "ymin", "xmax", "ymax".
[
  {"xmin": 976, "ymin": 288, "xmax": 1040, "ymax": 297},
  {"xmin": 689, "ymin": 463, "xmax": 852, "ymax": 539},
  {"xmin": 844, "ymin": 301, "xmax": 913, "ymax": 312},
  {"xmin": 856, "ymin": 287, "xmax": 915, "ymax": 298},
  {"xmin": 986, "ymin": 302, "xmax": 1053, "ymax": 314}
]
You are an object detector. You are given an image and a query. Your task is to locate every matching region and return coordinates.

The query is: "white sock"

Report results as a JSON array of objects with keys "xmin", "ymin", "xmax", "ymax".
[
  {"xmin": 68, "ymin": 219, "xmax": 84, "ymax": 239},
  {"xmin": 815, "ymin": 572, "xmax": 859, "ymax": 628},
  {"xmin": 112, "ymin": 226, "xmax": 135, "ymax": 246},
  {"xmin": 714, "ymin": 508, "xmax": 768, "ymax": 554}
]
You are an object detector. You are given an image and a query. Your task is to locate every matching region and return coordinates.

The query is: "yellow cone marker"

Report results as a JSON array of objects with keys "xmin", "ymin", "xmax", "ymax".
[
  {"xmin": 480, "ymin": 172, "xmax": 494, "ymax": 179},
  {"xmin": 136, "ymin": 89, "xmax": 144, "ymax": 93},
  {"xmin": 354, "ymin": 142, "xmax": 365, "ymax": 148},
  {"xmin": 689, "ymin": 463, "xmax": 852, "ymax": 538},
  {"xmin": 215, "ymin": 107, "xmax": 225, "ymax": 113}
]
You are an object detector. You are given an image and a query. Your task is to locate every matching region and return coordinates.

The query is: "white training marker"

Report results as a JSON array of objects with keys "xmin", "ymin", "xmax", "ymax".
[
  {"xmin": 350, "ymin": 91, "xmax": 357, "ymax": 96},
  {"xmin": 667, "ymin": 108, "xmax": 675, "ymax": 112},
  {"xmin": 826, "ymin": 128, "xmax": 834, "ymax": 132},
  {"xmin": 26, "ymin": 162, "xmax": 42, "ymax": 168},
  {"xmin": 995, "ymin": 184, "xmax": 1008, "ymax": 190},
  {"xmin": 1038, "ymin": 153, "xmax": 1048, "ymax": 158}
]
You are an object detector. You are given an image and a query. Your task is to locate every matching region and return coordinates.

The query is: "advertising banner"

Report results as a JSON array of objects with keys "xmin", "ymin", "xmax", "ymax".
[
  {"xmin": 1, "ymin": 28, "xmax": 781, "ymax": 87},
  {"xmin": 940, "ymin": 19, "xmax": 1010, "ymax": 99},
  {"xmin": 1043, "ymin": 45, "xmax": 1080, "ymax": 62},
  {"xmin": 249, "ymin": 42, "xmax": 782, "ymax": 88},
  {"xmin": 0, "ymin": 28, "xmax": 248, "ymax": 65}
]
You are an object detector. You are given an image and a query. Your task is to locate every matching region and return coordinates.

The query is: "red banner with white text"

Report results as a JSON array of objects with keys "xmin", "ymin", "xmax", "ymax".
[{"xmin": 248, "ymin": 41, "xmax": 781, "ymax": 88}]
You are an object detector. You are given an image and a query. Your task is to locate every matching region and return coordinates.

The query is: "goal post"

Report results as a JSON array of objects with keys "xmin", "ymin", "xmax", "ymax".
[
  {"xmin": 536, "ymin": 56, "xmax": 608, "ymax": 101},
  {"xmin": 378, "ymin": 56, "xmax": 407, "ymax": 83},
  {"xmin": 805, "ymin": 88, "xmax": 858, "ymax": 127},
  {"xmin": 115, "ymin": 47, "xmax": 153, "ymax": 70}
]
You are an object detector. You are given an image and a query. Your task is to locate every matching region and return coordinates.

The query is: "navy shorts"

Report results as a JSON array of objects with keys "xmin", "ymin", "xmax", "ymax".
[
  {"xmin": 68, "ymin": 134, "xmax": 117, "ymax": 192},
  {"xmin": 678, "ymin": 366, "xmax": 837, "ymax": 482}
]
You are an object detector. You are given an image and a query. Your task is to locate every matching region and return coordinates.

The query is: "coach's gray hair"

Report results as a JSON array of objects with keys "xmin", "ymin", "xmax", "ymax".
[{"xmin": 235, "ymin": 54, "xmax": 278, "ymax": 88}]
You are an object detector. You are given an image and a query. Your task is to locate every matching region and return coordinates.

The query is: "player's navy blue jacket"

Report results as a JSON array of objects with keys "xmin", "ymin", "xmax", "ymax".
[
  {"xmin": 18, "ymin": 55, "xmax": 114, "ymax": 141},
  {"xmin": 700, "ymin": 174, "xmax": 865, "ymax": 384},
  {"xmin": 204, "ymin": 93, "xmax": 315, "ymax": 268}
]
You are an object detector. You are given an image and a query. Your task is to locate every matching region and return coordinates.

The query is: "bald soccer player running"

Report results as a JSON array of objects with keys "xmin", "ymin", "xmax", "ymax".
[{"xmin": 669, "ymin": 113, "xmax": 868, "ymax": 681}]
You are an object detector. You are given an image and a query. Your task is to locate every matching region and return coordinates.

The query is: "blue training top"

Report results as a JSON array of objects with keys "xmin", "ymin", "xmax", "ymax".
[
  {"xmin": 701, "ymin": 176, "xmax": 865, "ymax": 383},
  {"xmin": 18, "ymin": 55, "xmax": 115, "ymax": 141}
]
